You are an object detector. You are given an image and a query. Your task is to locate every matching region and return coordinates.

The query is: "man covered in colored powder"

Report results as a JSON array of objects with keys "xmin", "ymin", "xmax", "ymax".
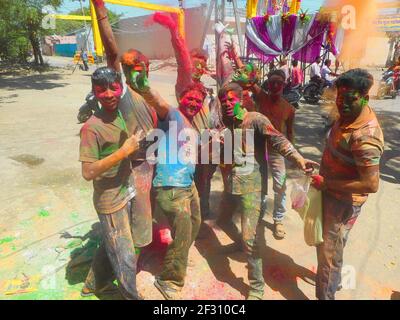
[
  {"xmin": 256, "ymin": 70, "xmax": 295, "ymax": 239},
  {"xmin": 152, "ymin": 14, "xmax": 231, "ymax": 220},
  {"xmin": 217, "ymin": 82, "xmax": 318, "ymax": 299},
  {"xmin": 310, "ymin": 69, "xmax": 384, "ymax": 300},
  {"xmin": 229, "ymin": 57, "xmax": 295, "ymax": 239},
  {"xmin": 79, "ymin": 67, "xmax": 144, "ymax": 300},
  {"xmin": 129, "ymin": 62, "xmax": 209, "ymax": 300},
  {"xmin": 79, "ymin": 0, "xmax": 157, "ymax": 299}
]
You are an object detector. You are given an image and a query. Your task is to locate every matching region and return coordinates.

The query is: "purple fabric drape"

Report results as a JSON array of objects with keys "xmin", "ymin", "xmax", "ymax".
[
  {"xmin": 292, "ymin": 18, "xmax": 328, "ymax": 63},
  {"xmin": 251, "ymin": 16, "xmax": 281, "ymax": 52},
  {"xmin": 282, "ymin": 15, "xmax": 297, "ymax": 53},
  {"xmin": 246, "ymin": 40, "xmax": 277, "ymax": 62}
]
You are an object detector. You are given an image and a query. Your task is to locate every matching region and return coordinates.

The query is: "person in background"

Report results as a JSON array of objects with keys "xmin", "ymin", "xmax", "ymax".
[
  {"xmin": 81, "ymin": 50, "xmax": 89, "ymax": 71},
  {"xmin": 310, "ymin": 56, "xmax": 323, "ymax": 87},
  {"xmin": 321, "ymin": 59, "xmax": 339, "ymax": 88},
  {"xmin": 278, "ymin": 57, "xmax": 290, "ymax": 84},
  {"xmin": 290, "ymin": 59, "xmax": 304, "ymax": 87}
]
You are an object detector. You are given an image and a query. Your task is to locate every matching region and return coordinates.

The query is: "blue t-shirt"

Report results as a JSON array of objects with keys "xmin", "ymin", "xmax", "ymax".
[{"xmin": 153, "ymin": 109, "xmax": 198, "ymax": 188}]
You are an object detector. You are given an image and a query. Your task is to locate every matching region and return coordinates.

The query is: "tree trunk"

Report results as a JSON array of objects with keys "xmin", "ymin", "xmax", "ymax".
[{"xmin": 29, "ymin": 33, "xmax": 39, "ymax": 65}]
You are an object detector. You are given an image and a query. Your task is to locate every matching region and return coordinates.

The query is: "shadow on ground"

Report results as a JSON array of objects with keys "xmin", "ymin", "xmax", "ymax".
[
  {"xmin": 376, "ymin": 110, "xmax": 400, "ymax": 184},
  {"xmin": 62, "ymin": 223, "xmax": 123, "ymax": 300},
  {"xmin": 0, "ymin": 73, "xmax": 68, "ymax": 91}
]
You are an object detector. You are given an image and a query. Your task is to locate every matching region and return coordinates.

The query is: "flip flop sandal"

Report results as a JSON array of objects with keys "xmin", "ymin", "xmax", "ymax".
[
  {"xmin": 80, "ymin": 283, "xmax": 119, "ymax": 297},
  {"xmin": 154, "ymin": 279, "xmax": 179, "ymax": 300}
]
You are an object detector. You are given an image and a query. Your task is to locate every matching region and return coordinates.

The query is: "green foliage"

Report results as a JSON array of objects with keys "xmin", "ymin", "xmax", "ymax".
[{"xmin": 0, "ymin": 0, "xmax": 62, "ymax": 64}]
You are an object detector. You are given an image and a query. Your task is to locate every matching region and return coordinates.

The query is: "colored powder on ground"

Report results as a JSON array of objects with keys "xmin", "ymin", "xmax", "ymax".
[
  {"xmin": 70, "ymin": 212, "xmax": 79, "ymax": 221},
  {"xmin": 38, "ymin": 209, "xmax": 50, "ymax": 217},
  {"xmin": 0, "ymin": 236, "xmax": 16, "ymax": 245},
  {"xmin": 66, "ymin": 240, "xmax": 82, "ymax": 249}
]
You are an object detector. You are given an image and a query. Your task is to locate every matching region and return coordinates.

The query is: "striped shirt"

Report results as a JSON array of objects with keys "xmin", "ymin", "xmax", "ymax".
[{"xmin": 320, "ymin": 106, "xmax": 384, "ymax": 205}]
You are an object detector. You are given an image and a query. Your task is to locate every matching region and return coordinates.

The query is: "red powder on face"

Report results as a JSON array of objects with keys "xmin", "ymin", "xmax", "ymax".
[{"xmin": 93, "ymin": 82, "xmax": 122, "ymax": 109}]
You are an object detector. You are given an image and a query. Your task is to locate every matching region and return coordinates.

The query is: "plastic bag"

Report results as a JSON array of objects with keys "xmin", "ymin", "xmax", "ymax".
[
  {"xmin": 290, "ymin": 175, "xmax": 310, "ymax": 212},
  {"xmin": 290, "ymin": 175, "xmax": 323, "ymax": 246}
]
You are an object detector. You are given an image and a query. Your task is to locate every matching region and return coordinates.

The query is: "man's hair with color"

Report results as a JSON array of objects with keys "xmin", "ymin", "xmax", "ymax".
[
  {"xmin": 218, "ymin": 82, "xmax": 243, "ymax": 100},
  {"xmin": 336, "ymin": 68, "xmax": 374, "ymax": 95},
  {"xmin": 179, "ymin": 82, "xmax": 207, "ymax": 100}
]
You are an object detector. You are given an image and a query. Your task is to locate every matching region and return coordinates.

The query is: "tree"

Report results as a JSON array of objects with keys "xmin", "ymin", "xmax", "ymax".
[{"xmin": 0, "ymin": 0, "xmax": 62, "ymax": 65}]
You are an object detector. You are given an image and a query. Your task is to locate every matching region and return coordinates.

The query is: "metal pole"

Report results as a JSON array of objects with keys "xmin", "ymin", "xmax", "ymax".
[
  {"xmin": 78, "ymin": 0, "xmax": 89, "ymax": 52},
  {"xmin": 232, "ymin": 0, "xmax": 244, "ymax": 57},
  {"xmin": 199, "ymin": 0, "xmax": 215, "ymax": 50}
]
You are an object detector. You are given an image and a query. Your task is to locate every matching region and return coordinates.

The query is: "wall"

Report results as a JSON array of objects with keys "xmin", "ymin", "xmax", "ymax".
[
  {"xmin": 114, "ymin": 6, "xmax": 207, "ymax": 60},
  {"xmin": 54, "ymin": 43, "xmax": 78, "ymax": 57}
]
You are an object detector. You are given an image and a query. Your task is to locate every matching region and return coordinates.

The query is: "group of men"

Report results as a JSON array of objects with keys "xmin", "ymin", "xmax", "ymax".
[{"xmin": 78, "ymin": 0, "xmax": 384, "ymax": 301}]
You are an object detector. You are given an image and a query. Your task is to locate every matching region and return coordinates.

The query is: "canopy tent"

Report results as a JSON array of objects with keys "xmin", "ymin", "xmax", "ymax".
[{"xmin": 245, "ymin": 12, "xmax": 345, "ymax": 63}]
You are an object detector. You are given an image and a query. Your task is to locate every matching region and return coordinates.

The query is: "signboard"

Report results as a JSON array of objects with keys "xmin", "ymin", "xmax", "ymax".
[{"xmin": 374, "ymin": 14, "xmax": 400, "ymax": 32}]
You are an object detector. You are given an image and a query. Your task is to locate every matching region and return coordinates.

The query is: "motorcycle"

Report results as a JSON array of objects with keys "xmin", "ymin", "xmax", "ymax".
[
  {"xmin": 283, "ymin": 84, "xmax": 302, "ymax": 109},
  {"xmin": 77, "ymin": 92, "xmax": 100, "ymax": 124},
  {"xmin": 376, "ymin": 70, "xmax": 398, "ymax": 100},
  {"xmin": 302, "ymin": 77, "xmax": 330, "ymax": 104}
]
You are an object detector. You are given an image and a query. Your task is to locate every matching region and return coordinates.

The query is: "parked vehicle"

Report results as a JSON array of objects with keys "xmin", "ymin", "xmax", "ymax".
[
  {"xmin": 376, "ymin": 70, "xmax": 398, "ymax": 100},
  {"xmin": 283, "ymin": 84, "xmax": 302, "ymax": 109},
  {"xmin": 77, "ymin": 92, "xmax": 100, "ymax": 124},
  {"xmin": 302, "ymin": 77, "xmax": 329, "ymax": 104}
]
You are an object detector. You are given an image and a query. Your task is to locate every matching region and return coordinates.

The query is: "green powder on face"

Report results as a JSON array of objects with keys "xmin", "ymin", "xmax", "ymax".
[{"xmin": 38, "ymin": 209, "xmax": 50, "ymax": 217}]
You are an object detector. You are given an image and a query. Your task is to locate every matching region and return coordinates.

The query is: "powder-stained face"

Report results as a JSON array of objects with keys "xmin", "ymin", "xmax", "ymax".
[
  {"xmin": 93, "ymin": 81, "xmax": 123, "ymax": 111},
  {"xmin": 232, "ymin": 63, "xmax": 259, "ymax": 89},
  {"xmin": 179, "ymin": 89, "xmax": 204, "ymax": 119},
  {"xmin": 267, "ymin": 75, "xmax": 285, "ymax": 96},
  {"xmin": 336, "ymin": 86, "xmax": 367, "ymax": 119},
  {"xmin": 191, "ymin": 58, "xmax": 207, "ymax": 81},
  {"xmin": 220, "ymin": 91, "xmax": 242, "ymax": 124}
]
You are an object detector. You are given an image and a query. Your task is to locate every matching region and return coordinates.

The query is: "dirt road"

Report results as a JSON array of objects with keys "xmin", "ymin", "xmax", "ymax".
[{"xmin": 0, "ymin": 64, "xmax": 399, "ymax": 300}]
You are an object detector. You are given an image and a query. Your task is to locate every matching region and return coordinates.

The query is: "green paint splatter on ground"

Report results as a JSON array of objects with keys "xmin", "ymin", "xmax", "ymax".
[
  {"xmin": 0, "ymin": 236, "xmax": 16, "ymax": 245},
  {"xmin": 70, "ymin": 212, "xmax": 79, "ymax": 221},
  {"xmin": 11, "ymin": 245, "xmax": 17, "ymax": 251},
  {"xmin": 66, "ymin": 240, "xmax": 82, "ymax": 249},
  {"xmin": 38, "ymin": 209, "xmax": 50, "ymax": 217},
  {"xmin": 19, "ymin": 219, "xmax": 33, "ymax": 228}
]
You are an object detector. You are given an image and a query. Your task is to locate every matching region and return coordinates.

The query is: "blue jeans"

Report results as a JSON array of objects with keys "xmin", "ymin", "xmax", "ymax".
[
  {"xmin": 269, "ymin": 151, "xmax": 287, "ymax": 222},
  {"xmin": 316, "ymin": 192, "xmax": 362, "ymax": 300}
]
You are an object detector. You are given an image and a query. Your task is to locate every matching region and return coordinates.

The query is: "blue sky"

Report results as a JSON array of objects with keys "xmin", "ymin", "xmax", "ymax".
[{"xmin": 59, "ymin": 0, "xmax": 325, "ymax": 18}]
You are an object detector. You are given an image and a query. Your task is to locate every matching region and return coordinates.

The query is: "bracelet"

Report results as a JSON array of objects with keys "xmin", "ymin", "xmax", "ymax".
[{"xmin": 97, "ymin": 15, "xmax": 108, "ymax": 22}]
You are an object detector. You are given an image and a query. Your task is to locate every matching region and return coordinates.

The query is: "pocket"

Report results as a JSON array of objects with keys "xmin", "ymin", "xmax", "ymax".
[{"xmin": 170, "ymin": 187, "xmax": 191, "ymax": 202}]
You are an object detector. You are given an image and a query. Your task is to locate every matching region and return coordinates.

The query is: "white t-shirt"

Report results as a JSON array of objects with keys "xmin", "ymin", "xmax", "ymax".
[
  {"xmin": 310, "ymin": 62, "xmax": 321, "ymax": 78},
  {"xmin": 321, "ymin": 65, "xmax": 333, "ymax": 81}
]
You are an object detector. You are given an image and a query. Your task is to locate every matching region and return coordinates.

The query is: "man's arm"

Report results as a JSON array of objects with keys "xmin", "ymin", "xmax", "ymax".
[
  {"xmin": 313, "ymin": 165, "xmax": 380, "ymax": 193},
  {"xmin": 81, "ymin": 132, "xmax": 141, "ymax": 181},
  {"xmin": 152, "ymin": 12, "xmax": 192, "ymax": 95},
  {"xmin": 92, "ymin": 0, "xmax": 120, "ymax": 71},
  {"xmin": 129, "ymin": 63, "xmax": 170, "ymax": 120},
  {"xmin": 286, "ymin": 109, "xmax": 295, "ymax": 144},
  {"xmin": 254, "ymin": 115, "xmax": 317, "ymax": 172},
  {"xmin": 139, "ymin": 89, "xmax": 170, "ymax": 121}
]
